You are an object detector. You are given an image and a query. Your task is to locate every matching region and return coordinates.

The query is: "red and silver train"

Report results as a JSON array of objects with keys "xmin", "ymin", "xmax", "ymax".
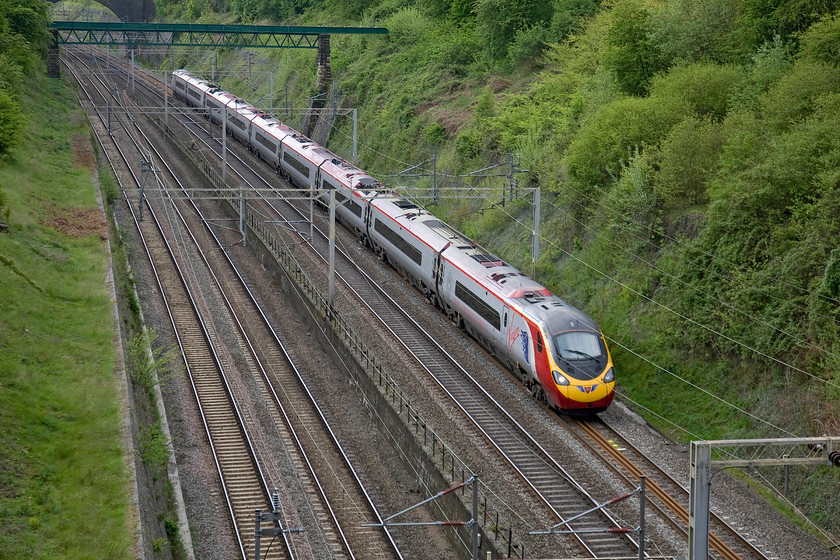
[{"xmin": 170, "ymin": 69, "xmax": 615, "ymax": 413}]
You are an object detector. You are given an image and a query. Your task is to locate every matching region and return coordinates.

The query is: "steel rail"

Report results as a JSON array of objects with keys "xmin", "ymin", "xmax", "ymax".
[{"xmin": 570, "ymin": 418, "xmax": 771, "ymax": 560}]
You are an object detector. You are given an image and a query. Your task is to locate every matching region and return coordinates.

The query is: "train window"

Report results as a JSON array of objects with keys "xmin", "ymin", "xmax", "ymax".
[
  {"xmin": 374, "ymin": 219, "xmax": 422, "ymax": 266},
  {"xmin": 537, "ymin": 332, "xmax": 543, "ymax": 354},
  {"xmin": 256, "ymin": 132, "xmax": 276, "ymax": 151},
  {"xmin": 283, "ymin": 152, "xmax": 311, "ymax": 178},
  {"xmin": 455, "ymin": 281, "xmax": 500, "ymax": 330},
  {"xmin": 346, "ymin": 199, "xmax": 362, "ymax": 218}
]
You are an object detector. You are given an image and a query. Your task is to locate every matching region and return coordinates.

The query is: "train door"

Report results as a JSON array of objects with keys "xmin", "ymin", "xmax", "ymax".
[
  {"xmin": 361, "ymin": 201, "xmax": 372, "ymax": 246},
  {"xmin": 501, "ymin": 305, "xmax": 514, "ymax": 368}
]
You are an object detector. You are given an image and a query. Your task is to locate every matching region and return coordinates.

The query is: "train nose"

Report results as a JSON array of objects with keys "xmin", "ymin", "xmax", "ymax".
[{"xmin": 556, "ymin": 379, "xmax": 615, "ymax": 412}]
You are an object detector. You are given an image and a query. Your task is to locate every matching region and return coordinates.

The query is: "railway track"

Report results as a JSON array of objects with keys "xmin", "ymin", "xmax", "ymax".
[
  {"xmin": 67, "ymin": 45, "xmax": 780, "ymax": 560},
  {"xmin": 566, "ymin": 418, "xmax": 772, "ymax": 560},
  {"xmin": 66, "ymin": 49, "xmax": 285, "ymax": 559},
  {"xmin": 64, "ymin": 48, "xmax": 403, "ymax": 560}
]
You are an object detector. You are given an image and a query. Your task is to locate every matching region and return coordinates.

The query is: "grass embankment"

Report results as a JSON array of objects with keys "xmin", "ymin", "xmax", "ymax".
[{"xmin": 0, "ymin": 73, "xmax": 134, "ymax": 559}]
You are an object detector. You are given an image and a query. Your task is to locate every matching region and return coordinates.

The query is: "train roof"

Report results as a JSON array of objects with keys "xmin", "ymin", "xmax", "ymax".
[
  {"xmin": 374, "ymin": 200, "xmax": 599, "ymax": 332},
  {"xmin": 252, "ymin": 114, "xmax": 293, "ymax": 140},
  {"xmin": 319, "ymin": 156, "xmax": 383, "ymax": 192},
  {"xmin": 527, "ymin": 296, "xmax": 600, "ymax": 334},
  {"xmin": 173, "ymin": 69, "xmax": 216, "ymax": 90},
  {"xmin": 206, "ymin": 89, "xmax": 238, "ymax": 105}
]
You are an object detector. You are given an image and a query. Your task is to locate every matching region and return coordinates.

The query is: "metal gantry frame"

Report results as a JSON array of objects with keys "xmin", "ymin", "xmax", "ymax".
[
  {"xmin": 689, "ymin": 437, "xmax": 840, "ymax": 560},
  {"xmin": 49, "ymin": 21, "xmax": 388, "ymax": 48}
]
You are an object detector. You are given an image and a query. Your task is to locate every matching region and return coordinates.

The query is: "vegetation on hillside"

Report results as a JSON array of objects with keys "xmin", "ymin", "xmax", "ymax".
[
  {"xmin": 157, "ymin": 0, "xmax": 840, "ymax": 537},
  {"xmin": 0, "ymin": 0, "xmax": 51, "ymax": 158}
]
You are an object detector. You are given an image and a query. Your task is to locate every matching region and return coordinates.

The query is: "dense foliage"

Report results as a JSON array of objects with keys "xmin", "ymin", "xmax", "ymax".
[
  {"xmin": 0, "ymin": 0, "xmax": 51, "ymax": 157},
  {"xmin": 163, "ymin": 0, "xmax": 840, "ymax": 535}
]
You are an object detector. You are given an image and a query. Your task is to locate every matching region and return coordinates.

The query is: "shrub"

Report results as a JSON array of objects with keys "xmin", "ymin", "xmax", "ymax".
[
  {"xmin": 0, "ymin": 89, "xmax": 25, "ymax": 157},
  {"xmin": 0, "ymin": 181, "xmax": 8, "ymax": 222},
  {"xmin": 654, "ymin": 116, "xmax": 725, "ymax": 209},
  {"xmin": 647, "ymin": 62, "xmax": 743, "ymax": 121},
  {"xmin": 139, "ymin": 423, "xmax": 169, "ymax": 469},
  {"xmin": 383, "ymin": 7, "xmax": 434, "ymax": 45},
  {"xmin": 606, "ymin": 148, "xmax": 660, "ymax": 241},
  {"xmin": 821, "ymin": 247, "xmax": 840, "ymax": 298},
  {"xmin": 455, "ymin": 127, "xmax": 483, "ymax": 159},
  {"xmin": 424, "ymin": 122, "xmax": 447, "ymax": 146},
  {"xmin": 507, "ymin": 22, "xmax": 550, "ymax": 70},
  {"xmin": 562, "ymin": 95, "xmax": 684, "ymax": 188}
]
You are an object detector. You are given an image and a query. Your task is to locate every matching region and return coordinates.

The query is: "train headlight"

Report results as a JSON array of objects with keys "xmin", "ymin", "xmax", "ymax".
[
  {"xmin": 552, "ymin": 370, "xmax": 570, "ymax": 386},
  {"xmin": 603, "ymin": 367, "xmax": 615, "ymax": 384}
]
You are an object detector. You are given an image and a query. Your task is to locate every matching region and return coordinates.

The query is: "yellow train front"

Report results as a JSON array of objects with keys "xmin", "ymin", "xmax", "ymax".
[
  {"xmin": 518, "ymin": 303, "xmax": 615, "ymax": 414},
  {"xmin": 544, "ymin": 325, "xmax": 615, "ymax": 413}
]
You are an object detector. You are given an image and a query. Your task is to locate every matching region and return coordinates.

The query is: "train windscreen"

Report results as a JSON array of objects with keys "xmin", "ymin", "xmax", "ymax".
[{"xmin": 553, "ymin": 331, "xmax": 603, "ymax": 362}]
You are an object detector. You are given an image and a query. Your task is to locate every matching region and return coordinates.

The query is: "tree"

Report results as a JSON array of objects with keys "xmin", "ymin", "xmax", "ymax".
[
  {"xmin": 551, "ymin": 0, "xmax": 602, "ymax": 40},
  {"xmin": 563, "ymin": 95, "xmax": 685, "ymax": 188},
  {"xmin": 738, "ymin": 0, "xmax": 840, "ymax": 50},
  {"xmin": 0, "ymin": 0, "xmax": 50, "ymax": 64},
  {"xmin": 799, "ymin": 11, "xmax": 840, "ymax": 65},
  {"xmin": 604, "ymin": 1, "xmax": 664, "ymax": 96},
  {"xmin": 650, "ymin": 0, "xmax": 743, "ymax": 64},
  {"xmin": 647, "ymin": 63, "xmax": 743, "ymax": 121},
  {"xmin": 474, "ymin": 0, "xmax": 554, "ymax": 61}
]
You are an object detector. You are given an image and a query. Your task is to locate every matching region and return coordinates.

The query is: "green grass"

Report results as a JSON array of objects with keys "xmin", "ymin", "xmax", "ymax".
[{"xmin": 0, "ymin": 73, "xmax": 133, "ymax": 559}]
